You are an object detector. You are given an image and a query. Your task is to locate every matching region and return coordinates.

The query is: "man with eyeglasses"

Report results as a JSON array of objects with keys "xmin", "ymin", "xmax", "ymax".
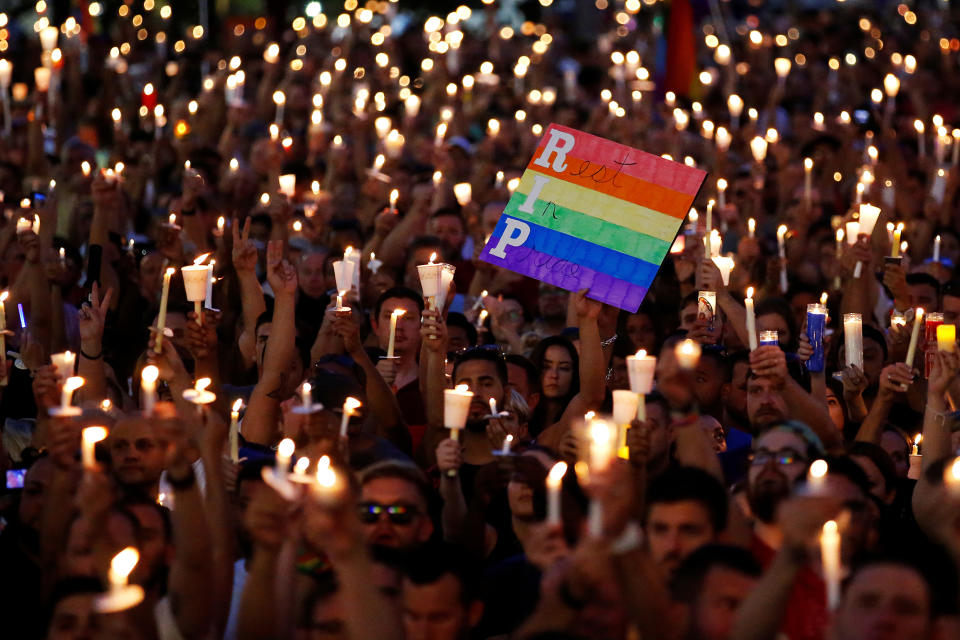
[{"xmin": 356, "ymin": 461, "xmax": 435, "ymax": 551}]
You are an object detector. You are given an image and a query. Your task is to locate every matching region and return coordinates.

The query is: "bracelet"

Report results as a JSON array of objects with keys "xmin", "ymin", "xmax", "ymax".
[
  {"xmin": 600, "ymin": 333, "xmax": 618, "ymax": 348},
  {"xmin": 167, "ymin": 468, "xmax": 196, "ymax": 491},
  {"xmin": 80, "ymin": 347, "xmax": 102, "ymax": 360}
]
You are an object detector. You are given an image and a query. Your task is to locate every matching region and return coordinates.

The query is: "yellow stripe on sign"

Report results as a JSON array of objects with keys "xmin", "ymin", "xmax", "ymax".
[{"xmin": 516, "ymin": 170, "xmax": 684, "ymax": 243}]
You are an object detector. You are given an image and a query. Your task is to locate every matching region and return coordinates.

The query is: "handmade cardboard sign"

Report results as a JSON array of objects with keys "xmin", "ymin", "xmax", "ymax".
[{"xmin": 480, "ymin": 124, "xmax": 706, "ymax": 311}]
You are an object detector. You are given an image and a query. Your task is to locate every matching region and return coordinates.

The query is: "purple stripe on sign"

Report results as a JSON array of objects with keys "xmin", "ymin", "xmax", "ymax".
[{"xmin": 480, "ymin": 238, "xmax": 648, "ymax": 311}]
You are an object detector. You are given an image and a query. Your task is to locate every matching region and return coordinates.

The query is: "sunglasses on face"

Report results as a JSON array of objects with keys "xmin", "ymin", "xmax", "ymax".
[
  {"xmin": 749, "ymin": 447, "xmax": 807, "ymax": 466},
  {"xmin": 357, "ymin": 502, "xmax": 419, "ymax": 525}
]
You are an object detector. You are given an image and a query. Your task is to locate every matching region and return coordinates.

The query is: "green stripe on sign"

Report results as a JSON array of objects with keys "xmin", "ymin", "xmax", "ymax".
[{"xmin": 504, "ymin": 192, "xmax": 674, "ymax": 265}]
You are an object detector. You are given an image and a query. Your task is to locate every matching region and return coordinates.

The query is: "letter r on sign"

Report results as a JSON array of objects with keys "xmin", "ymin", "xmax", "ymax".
[
  {"xmin": 532, "ymin": 129, "xmax": 576, "ymax": 172},
  {"xmin": 489, "ymin": 218, "xmax": 531, "ymax": 258}
]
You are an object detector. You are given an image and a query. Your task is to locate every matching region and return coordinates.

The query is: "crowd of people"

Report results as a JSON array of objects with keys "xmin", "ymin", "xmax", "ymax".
[{"xmin": 1, "ymin": 0, "xmax": 960, "ymax": 639}]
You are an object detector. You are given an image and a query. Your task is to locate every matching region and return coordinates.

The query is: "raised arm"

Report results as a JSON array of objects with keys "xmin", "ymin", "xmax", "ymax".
[
  {"xmin": 538, "ymin": 290, "xmax": 606, "ymax": 451},
  {"xmin": 243, "ymin": 241, "xmax": 298, "ymax": 446},
  {"xmin": 921, "ymin": 351, "xmax": 960, "ymax": 470},
  {"xmin": 232, "ymin": 217, "xmax": 267, "ymax": 367},
  {"xmin": 76, "ymin": 283, "xmax": 114, "ymax": 405},
  {"xmin": 855, "ymin": 363, "xmax": 913, "ymax": 444}
]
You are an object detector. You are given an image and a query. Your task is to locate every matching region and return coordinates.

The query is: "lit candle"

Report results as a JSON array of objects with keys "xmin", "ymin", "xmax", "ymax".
[
  {"xmin": 803, "ymin": 157, "xmax": 813, "ymax": 204},
  {"xmin": 444, "ymin": 384, "xmax": 473, "ymax": 439},
  {"xmin": 843, "ymin": 313, "xmax": 863, "ymax": 370},
  {"xmin": 0, "ymin": 291, "xmax": 7, "ymax": 383},
  {"xmin": 588, "ymin": 418, "xmax": 614, "ymax": 537},
  {"xmin": 777, "ymin": 225, "xmax": 788, "ymax": 294},
  {"xmin": 500, "ymin": 434, "xmax": 514, "ymax": 455},
  {"xmin": 278, "ymin": 174, "xmax": 296, "ymax": 198},
  {"xmin": 82, "ymin": 426, "xmax": 108, "ymax": 470},
  {"xmin": 625, "ymin": 349, "xmax": 656, "ymax": 421},
  {"xmin": 389, "ymin": 188, "xmax": 398, "ymax": 214},
  {"xmin": 747, "ymin": 218, "xmax": 756, "ymax": 239},
  {"xmin": 99, "ymin": 547, "xmax": 144, "ymax": 612},
  {"xmin": 292, "ymin": 457, "xmax": 310, "ymax": 482},
  {"xmin": 546, "ymin": 461, "xmax": 567, "ymax": 526},
  {"xmin": 938, "ymin": 324, "xmax": 957, "ymax": 353},
  {"xmin": 182, "ymin": 377, "xmax": 216, "ymax": 406},
  {"xmin": 745, "ymin": 287, "xmax": 759, "ymax": 351},
  {"xmin": 313, "ymin": 455, "xmax": 338, "ymax": 499},
  {"xmin": 853, "ymin": 204, "xmax": 881, "ymax": 278},
  {"xmin": 300, "ymin": 382, "xmax": 312, "ymax": 411},
  {"xmin": 276, "ymin": 437, "xmax": 295, "ymax": 474},
  {"xmin": 908, "ymin": 434, "xmax": 922, "ymax": 480},
  {"xmin": 272, "ymin": 90, "xmax": 285, "ymax": 124},
  {"xmin": 915, "ymin": 120, "xmax": 926, "ymax": 158},
  {"xmin": 712, "ymin": 256, "xmax": 735, "ymax": 286},
  {"xmin": 368, "ymin": 252, "xmax": 382, "ymax": 274},
  {"xmin": 891, "ymin": 223, "xmax": 904, "ymax": 258},
  {"xmin": 807, "ymin": 303, "xmax": 828, "ymax": 372},
  {"xmin": 57, "ymin": 376, "xmax": 85, "ymax": 414},
  {"xmin": 612, "ymin": 389, "xmax": 640, "ymax": 459},
  {"xmin": 906, "ymin": 308, "xmax": 925, "ymax": 369},
  {"xmin": 340, "ymin": 397, "xmax": 361, "ymax": 437},
  {"xmin": 934, "ymin": 234, "xmax": 942, "ymax": 263},
  {"xmin": 808, "ymin": 458, "xmax": 829, "ymax": 493},
  {"xmin": 717, "ymin": 178, "xmax": 727, "ymax": 208},
  {"xmin": 675, "ymin": 339, "xmax": 701, "ymax": 369},
  {"xmin": 205, "ymin": 260, "xmax": 216, "ymax": 310},
  {"xmin": 182, "ymin": 254, "xmax": 212, "ymax": 324},
  {"xmin": 140, "ymin": 365, "xmax": 158, "ymax": 414},
  {"xmin": 386, "ymin": 308, "xmax": 406, "ymax": 358},
  {"xmin": 417, "ymin": 252, "xmax": 443, "ymax": 308},
  {"xmin": 50, "ymin": 350, "xmax": 76, "ymax": 380},
  {"xmin": 155, "ymin": 267, "xmax": 175, "ymax": 353},
  {"xmin": 229, "ymin": 398, "xmax": 242, "ymax": 463},
  {"xmin": 821, "ymin": 520, "xmax": 841, "ymax": 611}
]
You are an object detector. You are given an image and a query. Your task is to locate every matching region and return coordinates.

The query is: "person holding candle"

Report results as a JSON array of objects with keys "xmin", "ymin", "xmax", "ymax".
[{"xmin": 370, "ymin": 287, "xmax": 425, "ymax": 425}]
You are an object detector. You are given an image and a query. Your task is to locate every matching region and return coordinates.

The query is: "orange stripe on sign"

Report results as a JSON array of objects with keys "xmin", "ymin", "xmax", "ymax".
[
  {"xmin": 532, "ymin": 123, "xmax": 706, "ymax": 196},
  {"xmin": 525, "ymin": 154, "xmax": 692, "ymax": 220}
]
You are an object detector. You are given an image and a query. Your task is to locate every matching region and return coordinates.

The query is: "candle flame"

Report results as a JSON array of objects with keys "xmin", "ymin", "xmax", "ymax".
[
  {"xmin": 777, "ymin": 224, "xmax": 788, "ymax": 238},
  {"xmin": 63, "ymin": 376, "xmax": 85, "ymax": 393},
  {"xmin": 916, "ymin": 307, "xmax": 925, "ymax": 321},
  {"xmin": 746, "ymin": 286, "xmax": 755, "ymax": 299},
  {"xmin": 809, "ymin": 458, "xmax": 829, "ymax": 479},
  {"xmin": 804, "ymin": 157, "xmax": 813, "ymax": 170},
  {"xmin": 141, "ymin": 365, "xmax": 159, "ymax": 383},
  {"xmin": 278, "ymin": 438, "xmax": 295, "ymax": 458},
  {"xmin": 454, "ymin": 384, "xmax": 470, "ymax": 393},
  {"xmin": 83, "ymin": 425, "xmax": 108, "ymax": 444},
  {"xmin": 429, "ymin": 252, "xmax": 437, "ymax": 264},
  {"xmin": 316, "ymin": 455, "xmax": 336, "ymax": 487},
  {"xmin": 101, "ymin": 399, "xmax": 112, "ymax": 412},
  {"xmin": 823, "ymin": 520, "xmax": 838, "ymax": 534},
  {"xmin": 294, "ymin": 457, "xmax": 310, "ymax": 474},
  {"xmin": 950, "ymin": 458, "xmax": 960, "ymax": 482},
  {"xmin": 344, "ymin": 397, "xmax": 362, "ymax": 413},
  {"xmin": 585, "ymin": 411, "xmax": 596, "ymax": 421},
  {"xmin": 192, "ymin": 253, "xmax": 211, "ymax": 266},
  {"xmin": 820, "ymin": 292, "xmax": 829, "ymax": 306},
  {"xmin": 914, "ymin": 433, "xmax": 922, "ymax": 446},
  {"xmin": 232, "ymin": 398, "xmax": 243, "ymax": 412},
  {"xmin": 392, "ymin": 308, "xmax": 407, "ymax": 318},
  {"xmin": 635, "ymin": 349, "xmax": 647, "ymax": 358},
  {"xmin": 110, "ymin": 547, "xmax": 139, "ymax": 580},
  {"xmin": 164, "ymin": 267, "xmax": 176, "ymax": 276},
  {"xmin": 547, "ymin": 461, "xmax": 568, "ymax": 487},
  {"xmin": 0, "ymin": 291, "xmax": 7, "ymax": 303},
  {"xmin": 194, "ymin": 377, "xmax": 211, "ymax": 392},
  {"xmin": 168, "ymin": 213, "xmax": 177, "ymax": 225}
]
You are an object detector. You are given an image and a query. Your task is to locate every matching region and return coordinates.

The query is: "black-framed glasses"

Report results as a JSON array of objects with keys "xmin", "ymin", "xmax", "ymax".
[
  {"xmin": 357, "ymin": 502, "xmax": 419, "ymax": 525},
  {"xmin": 749, "ymin": 447, "xmax": 807, "ymax": 466}
]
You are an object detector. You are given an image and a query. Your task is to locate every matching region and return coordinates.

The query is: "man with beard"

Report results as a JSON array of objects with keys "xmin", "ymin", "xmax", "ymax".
[
  {"xmin": 370, "ymin": 287, "xmax": 426, "ymax": 428},
  {"xmin": 743, "ymin": 446, "xmax": 875, "ymax": 640},
  {"xmin": 644, "ymin": 467, "xmax": 728, "ymax": 578},
  {"xmin": 357, "ymin": 460, "xmax": 436, "ymax": 551}
]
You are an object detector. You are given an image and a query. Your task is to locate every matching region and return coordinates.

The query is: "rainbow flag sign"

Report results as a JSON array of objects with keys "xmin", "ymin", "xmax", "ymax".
[{"xmin": 480, "ymin": 124, "xmax": 706, "ymax": 311}]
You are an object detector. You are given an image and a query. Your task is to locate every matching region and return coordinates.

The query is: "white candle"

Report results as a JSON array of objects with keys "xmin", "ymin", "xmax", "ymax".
[
  {"xmin": 613, "ymin": 390, "xmax": 640, "ymax": 459},
  {"xmin": 229, "ymin": 398, "xmax": 242, "ymax": 463},
  {"xmin": 843, "ymin": 313, "xmax": 863, "ymax": 369},
  {"xmin": 155, "ymin": 268, "xmax": 175, "ymax": 353},
  {"xmin": 625, "ymin": 350, "xmax": 656, "ymax": 420},
  {"xmin": 745, "ymin": 287, "xmax": 759, "ymax": 351},
  {"xmin": 500, "ymin": 434, "xmax": 514, "ymax": 454},
  {"xmin": 272, "ymin": 90, "xmax": 285, "ymax": 124},
  {"xmin": 777, "ymin": 225, "xmax": 788, "ymax": 294},
  {"xmin": 747, "ymin": 218, "xmax": 756, "ymax": 239},
  {"xmin": 934, "ymin": 234, "xmax": 942, "ymax": 263},
  {"xmin": 82, "ymin": 426, "xmax": 108, "ymax": 470},
  {"xmin": 853, "ymin": 204, "xmax": 881, "ymax": 278},
  {"xmin": 488, "ymin": 397, "xmax": 499, "ymax": 416},
  {"xmin": 51, "ymin": 351, "xmax": 76, "ymax": 380},
  {"xmin": 300, "ymin": 382, "xmax": 312, "ymax": 411},
  {"xmin": 205, "ymin": 260, "xmax": 215, "ymax": 309},
  {"xmin": 905, "ymin": 308, "xmax": 925, "ymax": 368},
  {"xmin": 0, "ymin": 291, "xmax": 7, "ymax": 382},
  {"xmin": 386, "ymin": 309, "xmax": 406, "ymax": 358},
  {"xmin": 276, "ymin": 438, "xmax": 295, "ymax": 474},
  {"xmin": 109, "ymin": 547, "xmax": 139, "ymax": 591},
  {"xmin": 59, "ymin": 376, "xmax": 85, "ymax": 412},
  {"xmin": 418, "ymin": 253, "xmax": 442, "ymax": 306},
  {"xmin": 821, "ymin": 520, "xmax": 841, "ymax": 610},
  {"xmin": 444, "ymin": 384, "xmax": 473, "ymax": 436},
  {"xmin": 588, "ymin": 418, "xmax": 614, "ymax": 537},
  {"xmin": 182, "ymin": 254, "xmax": 212, "ymax": 324},
  {"xmin": 803, "ymin": 157, "xmax": 813, "ymax": 204},
  {"xmin": 546, "ymin": 461, "xmax": 567, "ymax": 525},
  {"xmin": 141, "ymin": 365, "xmax": 158, "ymax": 414},
  {"xmin": 278, "ymin": 174, "xmax": 296, "ymax": 198},
  {"xmin": 314, "ymin": 455, "xmax": 338, "ymax": 496},
  {"xmin": 704, "ymin": 200, "xmax": 714, "ymax": 258},
  {"xmin": 717, "ymin": 178, "xmax": 727, "ymax": 208},
  {"xmin": 892, "ymin": 223, "xmax": 904, "ymax": 258},
  {"xmin": 340, "ymin": 397, "xmax": 361, "ymax": 437},
  {"xmin": 808, "ymin": 458, "xmax": 828, "ymax": 493}
]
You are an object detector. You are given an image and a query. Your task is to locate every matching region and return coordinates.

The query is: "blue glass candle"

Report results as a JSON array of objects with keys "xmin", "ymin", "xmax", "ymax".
[{"xmin": 807, "ymin": 303, "xmax": 827, "ymax": 372}]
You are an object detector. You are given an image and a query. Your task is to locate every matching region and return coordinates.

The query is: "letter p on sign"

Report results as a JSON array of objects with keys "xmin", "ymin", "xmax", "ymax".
[{"xmin": 489, "ymin": 218, "xmax": 530, "ymax": 258}]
